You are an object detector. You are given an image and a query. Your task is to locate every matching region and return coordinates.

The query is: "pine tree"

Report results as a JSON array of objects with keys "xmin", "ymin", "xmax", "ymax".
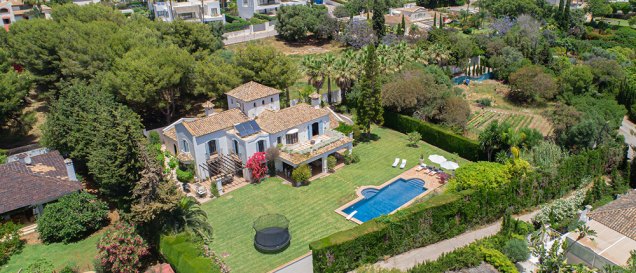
[
  {"xmin": 355, "ymin": 45, "xmax": 384, "ymax": 136},
  {"xmin": 371, "ymin": 0, "xmax": 386, "ymax": 38}
]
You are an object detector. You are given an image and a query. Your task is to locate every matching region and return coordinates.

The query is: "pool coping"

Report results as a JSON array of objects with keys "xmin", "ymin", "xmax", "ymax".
[{"xmin": 334, "ymin": 165, "xmax": 442, "ymax": 225}]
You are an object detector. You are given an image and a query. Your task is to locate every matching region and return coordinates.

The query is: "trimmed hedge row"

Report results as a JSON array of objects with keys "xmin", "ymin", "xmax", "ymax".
[
  {"xmin": 309, "ymin": 143, "xmax": 624, "ymax": 272},
  {"xmin": 159, "ymin": 234, "xmax": 221, "ymax": 273},
  {"xmin": 382, "ymin": 112, "xmax": 484, "ymax": 161}
]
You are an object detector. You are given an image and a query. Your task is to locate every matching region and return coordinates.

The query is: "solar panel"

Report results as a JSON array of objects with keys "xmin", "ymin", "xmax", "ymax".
[{"xmin": 235, "ymin": 120, "xmax": 261, "ymax": 137}]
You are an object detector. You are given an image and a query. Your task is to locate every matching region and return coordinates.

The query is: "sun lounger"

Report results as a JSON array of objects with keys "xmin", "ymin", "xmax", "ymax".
[
  {"xmin": 346, "ymin": 210, "xmax": 358, "ymax": 220},
  {"xmin": 400, "ymin": 159, "xmax": 407, "ymax": 169},
  {"xmin": 416, "ymin": 165, "xmax": 424, "ymax": 172},
  {"xmin": 392, "ymin": 158, "xmax": 400, "ymax": 167}
]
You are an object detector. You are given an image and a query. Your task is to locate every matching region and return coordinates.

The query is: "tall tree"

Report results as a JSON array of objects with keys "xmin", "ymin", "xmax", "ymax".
[
  {"xmin": 371, "ymin": 0, "xmax": 386, "ymax": 39},
  {"xmin": 322, "ymin": 53, "xmax": 336, "ymax": 104},
  {"xmin": 355, "ymin": 45, "xmax": 384, "ymax": 136},
  {"xmin": 586, "ymin": 0, "xmax": 612, "ymax": 22},
  {"xmin": 103, "ymin": 46, "xmax": 194, "ymax": 124},
  {"xmin": 233, "ymin": 43, "xmax": 299, "ymax": 92},
  {"xmin": 192, "ymin": 52, "xmax": 242, "ymax": 100},
  {"xmin": 172, "ymin": 197, "xmax": 214, "ymax": 245}
]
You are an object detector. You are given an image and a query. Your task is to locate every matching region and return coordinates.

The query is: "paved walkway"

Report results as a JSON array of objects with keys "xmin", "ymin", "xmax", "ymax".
[
  {"xmin": 619, "ymin": 116, "xmax": 636, "ymax": 160},
  {"xmin": 271, "ymin": 253, "xmax": 313, "ymax": 273},
  {"xmin": 374, "ymin": 211, "xmax": 539, "ymax": 271}
]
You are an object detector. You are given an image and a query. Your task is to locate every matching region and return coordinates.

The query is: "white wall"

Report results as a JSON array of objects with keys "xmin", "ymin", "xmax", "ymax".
[
  {"xmin": 237, "ymin": 0, "xmax": 255, "ymax": 19},
  {"xmin": 227, "ymin": 94, "xmax": 280, "ymax": 118}
]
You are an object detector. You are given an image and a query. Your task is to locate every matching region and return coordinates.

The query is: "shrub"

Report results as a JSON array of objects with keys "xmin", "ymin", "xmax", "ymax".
[
  {"xmin": 37, "ymin": 192, "xmax": 108, "ymax": 243},
  {"xmin": 160, "ymin": 233, "xmax": 222, "ymax": 273},
  {"xmin": 383, "ymin": 112, "xmax": 483, "ymax": 161},
  {"xmin": 0, "ymin": 221, "xmax": 24, "ymax": 266},
  {"xmin": 23, "ymin": 258, "xmax": 54, "ymax": 273},
  {"xmin": 292, "ymin": 164, "xmax": 311, "ymax": 184},
  {"xmin": 335, "ymin": 122, "xmax": 354, "ymax": 135},
  {"xmin": 344, "ymin": 152, "xmax": 360, "ymax": 165},
  {"xmin": 148, "ymin": 131, "xmax": 161, "ymax": 145},
  {"xmin": 176, "ymin": 168, "xmax": 194, "ymax": 183},
  {"xmin": 59, "ymin": 265, "xmax": 78, "ymax": 273},
  {"xmin": 502, "ymin": 238, "xmax": 530, "ymax": 263},
  {"xmin": 407, "ymin": 131, "xmax": 421, "ymax": 147},
  {"xmin": 476, "ymin": 98, "xmax": 492, "ymax": 107},
  {"xmin": 96, "ymin": 222, "xmax": 149, "ymax": 273},
  {"xmin": 481, "ymin": 247, "xmax": 519, "ymax": 273},
  {"xmin": 168, "ymin": 157, "xmax": 178, "ymax": 169},
  {"xmin": 327, "ymin": 156, "xmax": 337, "ymax": 172}
]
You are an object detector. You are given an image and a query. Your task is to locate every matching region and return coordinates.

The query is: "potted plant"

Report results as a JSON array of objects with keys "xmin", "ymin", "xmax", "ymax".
[{"xmin": 291, "ymin": 164, "xmax": 311, "ymax": 187}]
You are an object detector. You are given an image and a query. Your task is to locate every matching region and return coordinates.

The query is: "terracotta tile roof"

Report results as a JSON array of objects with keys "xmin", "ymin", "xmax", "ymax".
[
  {"xmin": 588, "ymin": 190, "xmax": 636, "ymax": 240},
  {"xmin": 256, "ymin": 103, "xmax": 330, "ymax": 134},
  {"xmin": 0, "ymin": 151, "xmax": 82, "ymax": 214},
  {"xmin": 163, "ymin": 127, "xmax": 177, "ymax": 142},
  {"xmin": 182, "ymin": 108, "xmax": 248, "ymax": 137},
  {"xmin": 397, "ymin": 6, "xmax": 426, "ymax": 13},
  {"xmin": 226, "ymin": 81, "xmax": 281, "ymax": 102},
  {"xmin": 385, "ymin": 14, "xmax": 411, "ymax": 25},
  {"xmin": 279, "ymin": 136, "xmax": 353, "ymax": 165}
]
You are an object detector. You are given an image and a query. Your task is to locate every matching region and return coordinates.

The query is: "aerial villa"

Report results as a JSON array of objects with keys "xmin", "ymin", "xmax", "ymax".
[{"xmin": 162, "ymin": 81, "xmax": 353, "ymax": 188}]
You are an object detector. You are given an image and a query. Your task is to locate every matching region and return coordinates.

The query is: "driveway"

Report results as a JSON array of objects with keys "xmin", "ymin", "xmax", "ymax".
[{"xmin": 619, "ymin": 116, "xmax": 636, "ymax": 159}]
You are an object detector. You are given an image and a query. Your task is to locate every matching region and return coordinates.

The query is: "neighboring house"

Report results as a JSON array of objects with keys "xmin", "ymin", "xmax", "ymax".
[
  {"xmin": 389, "ymin": 4, "xmax": 428, "ymax": 22},
  {"xmin": 384, "ymin": 14, "xmax": 412, "ymax": 35},
  {"xmin": 0, "ymin": 149, "xmax": 81, "ymax": 222},
  {"xmin": 567, "ymin": 190, "xmax": 636, "ymax": 269},
  {"xmin": 151, "ymin": 0, "xmax": 225, "ymax": 23},
  {"xmin": 162, "ymin": 81, "xmax": 353, "ymax": 182},
  {"xmin": 72, "ymin": 0, "xmax": 101, "ymax": 5},
  {"xmin": 236, "ymin": 0, "xmax": 305, "ymax": 19},
  {"xmin": 0, "ymin": 0, "xmax": 51, "ymax": 31}
]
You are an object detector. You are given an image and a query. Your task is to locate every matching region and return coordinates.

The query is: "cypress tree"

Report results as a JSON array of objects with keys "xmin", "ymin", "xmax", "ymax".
[
  {"xmin": 563, "ymin": 0, "xmax": 572, "ymax": 30},
  {"xmin": 400, "ymin": 14, "xmax": 406, "ymax": 36},
  {"xmin": 355, "ymin": 45, "xmax": 384, "ymax": 136},
  {"xmin": 557, "ymin": 0, "xmax": 565, "ymax": 22},
  {"xmin": 433, "ymin": 12, "xmax": 437, "ymax": 28},
  {"xmin": 439, "ymin": 13, "xmax": 444, "ymax": 28},
  {"xmin": 371, "ymin": 0, "xmax": 386, "ymax": 38}
]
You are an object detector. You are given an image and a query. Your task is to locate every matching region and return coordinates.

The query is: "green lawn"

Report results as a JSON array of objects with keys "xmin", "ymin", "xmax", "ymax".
[
  {"xmin": 203, "ymin": 126, "xmax": 469, "ymax": 273},
  {"xmin": 0, "ymin": 232, "xmax": 101, "ymax": 273}
]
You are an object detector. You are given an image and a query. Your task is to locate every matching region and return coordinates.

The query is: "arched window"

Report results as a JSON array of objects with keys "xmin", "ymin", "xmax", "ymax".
[{"xmin": 181, "ymin": 140, "xmax": 189, "ymax": 152}]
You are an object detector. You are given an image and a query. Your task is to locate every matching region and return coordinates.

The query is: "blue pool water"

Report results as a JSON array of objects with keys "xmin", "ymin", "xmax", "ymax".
[
  {"xmin": 342, "ymin": 178, "xmax": 427, "ymax": 223},
  {"xmin": 452, "ymin": 72, "xmax": 493, "ymax": 85}
]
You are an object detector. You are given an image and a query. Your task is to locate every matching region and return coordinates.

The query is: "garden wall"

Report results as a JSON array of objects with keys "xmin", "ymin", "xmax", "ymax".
[
  {"xmin": 309, "ymin": 144, "xmax": 624, "ymax": 272},
  {"xmin": 382, "ymin": 112, "xmax": 484, "ymax": 161},
  {"xmin": 159, "ymin": 234, "xmax": 221, "ymax": 273}
]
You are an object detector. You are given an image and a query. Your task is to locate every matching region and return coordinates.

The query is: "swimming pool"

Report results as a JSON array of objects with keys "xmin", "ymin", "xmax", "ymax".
[{"xmin": 342, "ymin": 178, "xmax": 427, "ymax": 223}]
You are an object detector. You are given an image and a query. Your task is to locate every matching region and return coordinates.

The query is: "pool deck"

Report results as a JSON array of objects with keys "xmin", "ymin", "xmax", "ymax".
[{"xmin": 334, "ymin": 165, "xmax": 443, "ymax": 224}]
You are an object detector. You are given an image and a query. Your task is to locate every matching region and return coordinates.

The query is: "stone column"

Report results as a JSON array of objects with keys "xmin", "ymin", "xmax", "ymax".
[{"xmin": 322, "ymin": 156, "xmax": 328, "ymax": 173}]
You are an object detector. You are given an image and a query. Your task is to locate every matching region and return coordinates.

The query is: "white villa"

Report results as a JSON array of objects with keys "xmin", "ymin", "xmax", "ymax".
[
  {"xmin": 151, "ymin": 0, "xmax": 225, "ymax": 23},
  {"xmin": 236, "ymin": 0, "xmax": 305, "ymax": 19},
  {"xmin": 162, "ymin": 81, "xmax": 353, "ymax": 183},
  {"xmin": 389, "ymin": 3, "xmax": 428, "ymax": 22}
]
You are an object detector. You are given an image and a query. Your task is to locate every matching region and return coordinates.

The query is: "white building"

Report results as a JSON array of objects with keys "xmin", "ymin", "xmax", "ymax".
[
  {"xmin": 389, "ymin": 4, "xmax": 428, "ymax": 22},
  {"xmin": 236, "ymin": 0, "xmax": 305, "ymax": 19},
  {"xmin": 162, "ymin": 81, "xmax": 353, "ymax": 183},
  {"xmin": 0, "ymin": 0, "xmax": 51, "ymax": 30},
  {"xmin": 152, "ymin": 0, "xmax": 225, "ymax": 23}
]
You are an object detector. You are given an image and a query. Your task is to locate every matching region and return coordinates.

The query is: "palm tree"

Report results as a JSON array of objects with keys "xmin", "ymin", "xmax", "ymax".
[
  {"xmin": 333, "ymin": 56, "xmax": 356, "ymax": 105},
  {"xmin": 411, "ymin": 46, "xmax": 429, "ymax": 65},
  {"xmin": 426, "ymin": 43, "xmax": 451, "ymax": 66},
  {"xmin": 173, "ymin": 197, "xmax": 213, "ymax": 245},
  {"xmin": 301, "ymin": 56, "xmax": 325, "ymax": 92},
  {"xmin": 321, "ymin": 53, "xmax": 336, "ymax": 105}
]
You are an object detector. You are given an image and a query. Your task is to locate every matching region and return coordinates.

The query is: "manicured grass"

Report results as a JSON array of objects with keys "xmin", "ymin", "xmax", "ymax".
[
  {"xmin": 0, "ymin": 232, "xmax": 101, "ymax": 273},
  {"xmin": 203, "ymin": 126, "xmax": 469, "ymax": 273}
]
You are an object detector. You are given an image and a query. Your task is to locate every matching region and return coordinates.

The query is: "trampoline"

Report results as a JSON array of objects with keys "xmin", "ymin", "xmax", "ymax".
[{"xmin": 253, "ymin": 214, "xmax": 291, "ymax": 253}]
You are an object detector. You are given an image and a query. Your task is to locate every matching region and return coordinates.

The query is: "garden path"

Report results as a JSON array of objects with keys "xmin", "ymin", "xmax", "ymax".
[{"xmin": 373, "ymin": 210, "xmax": 539, "ymax": 271}]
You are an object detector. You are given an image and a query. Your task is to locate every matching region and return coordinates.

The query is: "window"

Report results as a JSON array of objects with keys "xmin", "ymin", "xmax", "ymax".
[
  {"xmin": 277, "ymin": 136, "xmax": 282, "ymax": 145},
  {"xmin": 242, "ymin": 0, "xmax": 248, "ymax": 7},
  {"xmin": 271, "ymin": 97, "xmax": 274, "ymax": 102},
  {"xmin": 257, "ymin": 140, "xmax": 265, "ymax": 153},
  {"xmin": 207, "ymin": 140, "xmax": 217, "ymax": 155},
  {"xmin": 233, "ymin": 140, "xmax": 240, "ymax": 154},
  {"xmin": 286, "ymin": 133, "xmax": 298, "ymax": 145},
  {"xmin": 181, "ymin": 140, "xmax": 189, "ymax": 152},
  {"xmin": 230, "ymin": 98, "xmax": 233, "ymax": 105},
  {"xmin": 156, "ymin": 10, "xmax": 169, "ymax": 17},
  {"xmin": 210, "ymin": 8, "xmax": 218, "ymax": 16},
  {"xmin": 262, "ymin": 100, "xmax": 265, "ymax": 105},
  {"xmin": 253, "ymin": 102, "xmax": 256, "ymax": 107}
]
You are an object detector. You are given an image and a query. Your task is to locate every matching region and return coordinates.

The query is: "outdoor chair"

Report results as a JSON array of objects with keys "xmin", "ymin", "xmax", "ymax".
[
  {"xmin": 399, "ymin": 159, "xmax": 407, "ymax": 169},
  {"xmin": 392, "ymin": 158, "xmax": 400, "ymax": 168}
]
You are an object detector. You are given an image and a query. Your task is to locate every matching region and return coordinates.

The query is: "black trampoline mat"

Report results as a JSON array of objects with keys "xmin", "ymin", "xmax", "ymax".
[{"xmin": 254, "ymin": 227, "xmax": 291, "ymax": 251}]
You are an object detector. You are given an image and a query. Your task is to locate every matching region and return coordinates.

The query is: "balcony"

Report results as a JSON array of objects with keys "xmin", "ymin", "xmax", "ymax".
[
  {"xmin": 279, "ymin": 130, "xmax": 353, "ymax": 166},
  {"xmin": 283, "ymin": 130, "xmax": 346, "ymax": 155}
]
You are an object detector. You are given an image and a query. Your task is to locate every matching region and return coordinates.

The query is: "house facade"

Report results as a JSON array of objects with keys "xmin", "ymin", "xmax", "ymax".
[
  {"xmin": 0, "ymin": 0, "xmax": 51, "ymax": 31},
  {"xmin": 389, "ymin": 4, "xmax": 428, "ymax": 22},
  {"xmin": 236, "ymin": 0, "xmax": 305, "ymax": 19},
  {"xmin": 151, "ymin": 0, "xmax": 225, "ymax": 23},
  {"xmin": 162, "ymin": 81, "xmax": 353, "ymax": 182}
]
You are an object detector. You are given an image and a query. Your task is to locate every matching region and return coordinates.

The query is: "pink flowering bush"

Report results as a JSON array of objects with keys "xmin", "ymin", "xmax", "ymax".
[
  {"xmin": 246, "ymin": 152, "xmax": 267, "ymax": 183},
  {"xmin": 96, "ymin": 222, "xmax": 149, "ymax": 273}
]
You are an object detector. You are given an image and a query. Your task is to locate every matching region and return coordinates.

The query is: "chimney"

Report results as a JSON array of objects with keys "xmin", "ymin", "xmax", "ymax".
[
  {"xmin": 578, "ymin": 205, "xmax": 592, "ymax": 223},
  {"xmin": 64, "ymin": 158, "xmax": 78, "ymax": 181},
  {"xmin": 310, "ymin": 93, "xmax": 321, "ymax": 108},
  {"xmin": 202, "ymin": 101, "xmax": 215, "ymax": 116},
  {"xmin": 23, "ymin": 156, "xmax": 32, "ymax": 165}
]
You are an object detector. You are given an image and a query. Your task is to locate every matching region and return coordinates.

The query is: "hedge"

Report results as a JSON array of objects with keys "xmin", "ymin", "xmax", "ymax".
[
  {"xmin": 382, "ymin": 112, "xmax": 484, "ymax": 161},
  {"xmin": 309, "ymin": 142, "xmax": 624, "ymax": 272},
  {"xmin": 159, "ymin": 234, "xmax": 221, "ymax": 273}
]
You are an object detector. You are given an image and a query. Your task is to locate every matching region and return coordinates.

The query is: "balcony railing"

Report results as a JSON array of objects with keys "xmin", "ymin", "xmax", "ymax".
[{"xmin": 282, "ymin": 130, "xmax": 346, "ymax": 156}]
